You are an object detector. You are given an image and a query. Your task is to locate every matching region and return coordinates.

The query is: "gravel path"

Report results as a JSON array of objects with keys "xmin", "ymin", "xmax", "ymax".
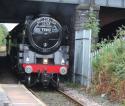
[
  {"xmin": 76, "ymin": 88, "xmax": 121, "ymax": 106},
  {"xmin": 63, "ymin": 83, "xmax": 121, "ymax": 106}
]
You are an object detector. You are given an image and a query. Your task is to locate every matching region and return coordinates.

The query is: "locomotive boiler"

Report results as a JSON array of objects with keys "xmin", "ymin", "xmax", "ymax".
[{"xmin": 10, "ymin": 14, "xmax": 69, "ymax": 87}]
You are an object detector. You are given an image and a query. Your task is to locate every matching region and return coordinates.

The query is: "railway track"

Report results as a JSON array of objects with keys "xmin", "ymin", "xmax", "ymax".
[
  {"xmin": 29, "ymin": 85, "xmax": 84, "ymax": 106},
  {"xmin": 57, "ymin": 85, "xmax": 102, "ymax": 106},
  {"xmin": 57, "ymin": 89, "xmax": 83, "ymax": 106}
]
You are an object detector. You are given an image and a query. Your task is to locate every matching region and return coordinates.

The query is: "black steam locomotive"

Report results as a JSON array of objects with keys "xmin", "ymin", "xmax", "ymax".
[{"xmin": 10, "ymin": 14, "xmax": 69, "ymax": 87}]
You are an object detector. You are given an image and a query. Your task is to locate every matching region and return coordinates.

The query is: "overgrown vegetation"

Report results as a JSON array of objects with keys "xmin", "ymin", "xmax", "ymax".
[
  {"xmin": 83, "ymin": 10, "xmax": 100, "ymax": 51},
  {"xmin": 92, "ymin": 25, "xmax": 125, "ymax": 102},
  {"xmin": 83, "ymin": 10, "xmax": 100, "ymax": 38}
]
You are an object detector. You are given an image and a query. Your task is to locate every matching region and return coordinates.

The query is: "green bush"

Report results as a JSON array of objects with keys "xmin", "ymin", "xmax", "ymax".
[
  {"xmin": 92, "ymin": 35, "xmax": 125, "ymax": 101},
  {"xmin": 92, "ymin": 38, "xmax": 125, "ymax": 79},
  {"xmin": 83, "ymin": 10, "xmax": 100, "ymax": 38}
]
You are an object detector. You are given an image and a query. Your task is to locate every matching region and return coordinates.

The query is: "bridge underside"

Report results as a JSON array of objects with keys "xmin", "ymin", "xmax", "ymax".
[
  {"xmin": 0, "ymin": 0, "xmax": 76, "ymax": 23},
  {"xmin": 99, "ymin": 6, "xmax": 125, "ymax": 40}
]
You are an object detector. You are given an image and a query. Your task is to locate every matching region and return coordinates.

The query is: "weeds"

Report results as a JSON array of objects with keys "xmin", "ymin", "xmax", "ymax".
[
  {"xmin": 92, "ymin": 34, "xmax": 125, "ymax": 102},
  {"xmin": 65, "ymin": 82, "xmax": 81, "ymax": 88}
]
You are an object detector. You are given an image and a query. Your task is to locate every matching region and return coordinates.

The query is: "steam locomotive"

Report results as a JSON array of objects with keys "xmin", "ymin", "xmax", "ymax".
[{"xmin": 10, "ymin": 14, "xmax": 69, "ymax": 87}]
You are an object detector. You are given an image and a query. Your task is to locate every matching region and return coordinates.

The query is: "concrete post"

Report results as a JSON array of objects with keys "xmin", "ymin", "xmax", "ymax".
[{"xmin": 73, "ymin": 30, "xmax": 92, "ymax": 88}]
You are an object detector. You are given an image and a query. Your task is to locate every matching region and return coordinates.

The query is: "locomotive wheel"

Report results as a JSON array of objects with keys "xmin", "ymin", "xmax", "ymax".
[
  {"xmin": 25, "ymin": 75, "xmax": 34, "ymax": 87},
  {"xmin": 56, "ymin": 76, "xmax": 60, "ymax": 89},
  {"xmin": 51, "ymin": 74, "xmax": 60, "ymax": 89}
]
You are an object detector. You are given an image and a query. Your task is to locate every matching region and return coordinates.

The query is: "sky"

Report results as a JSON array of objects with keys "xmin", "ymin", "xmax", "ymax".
[{"xmin": 1, "ymin": 23, "xmax": 18, "ymax": 31}]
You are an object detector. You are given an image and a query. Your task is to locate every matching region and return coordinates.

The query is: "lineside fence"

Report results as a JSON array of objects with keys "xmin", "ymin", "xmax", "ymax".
[{"xmin": 91, "ymin": 42, "xmax": 115, "ymax": 59}]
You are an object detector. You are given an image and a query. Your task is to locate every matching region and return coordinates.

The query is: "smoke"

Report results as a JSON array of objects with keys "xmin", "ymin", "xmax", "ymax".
[{"xmin": 38, "ymin": 2, "xmax": 76, "ymax": 22}]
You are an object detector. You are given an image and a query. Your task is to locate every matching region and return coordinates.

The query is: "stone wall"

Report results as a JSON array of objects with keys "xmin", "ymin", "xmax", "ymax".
[
  {"xmin": 75, "ymin": 5, "xmax": 99, "ymax": 31},
  {"xmin": 75, "ymin": 10, "xmax": 88, "ymax": 31}
]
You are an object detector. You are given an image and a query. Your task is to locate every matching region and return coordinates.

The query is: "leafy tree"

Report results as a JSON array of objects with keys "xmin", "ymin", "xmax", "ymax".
[{"xmin": 0, "ymin": 24, "xmax": 8, "ymax": 46}]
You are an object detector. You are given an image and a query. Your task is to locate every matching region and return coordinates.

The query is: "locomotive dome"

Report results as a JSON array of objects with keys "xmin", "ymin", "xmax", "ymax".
[{"xmin": 27, "ymin": 14, "xmax": 62, "ymax": 54}]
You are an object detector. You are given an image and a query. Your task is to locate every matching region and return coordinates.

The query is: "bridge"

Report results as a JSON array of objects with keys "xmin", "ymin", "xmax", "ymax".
[
  {"xmin": 28, "ymin": 0, "xmax": 125, "ymax": 8},
  {"xmin": 0, "ymin": 0, "xmax": 124, "ymax": 23},
  {"xmin": 27, "ymin": 0, "xmax": 125, "ymax": 7}
]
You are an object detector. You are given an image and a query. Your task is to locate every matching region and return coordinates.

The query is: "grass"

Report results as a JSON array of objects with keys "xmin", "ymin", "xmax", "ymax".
[{"xmin": 65, "ymin": 81, "xmax": 81, "ymax": 88}]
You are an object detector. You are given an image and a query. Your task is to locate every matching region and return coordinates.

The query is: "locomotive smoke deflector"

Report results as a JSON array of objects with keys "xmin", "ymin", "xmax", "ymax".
[{"xmin": 26, "ymin": 15, "xmax": 63, "ymax": 54}]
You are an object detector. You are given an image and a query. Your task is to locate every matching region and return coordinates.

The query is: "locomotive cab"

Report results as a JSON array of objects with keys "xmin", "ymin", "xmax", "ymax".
[{"xmin": 14, "ymin": 14, "xmax": 69, "ymax": 88}]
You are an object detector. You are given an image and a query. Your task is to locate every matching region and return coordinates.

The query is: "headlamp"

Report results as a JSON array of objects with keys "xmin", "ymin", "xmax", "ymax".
[{"xmin": 43, "ymin": 58, "xmax": 48, "ymax": 64}]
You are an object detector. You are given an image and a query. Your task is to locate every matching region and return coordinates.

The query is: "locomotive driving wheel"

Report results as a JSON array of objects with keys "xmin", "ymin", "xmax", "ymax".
[
  {"xmin": 51, "ymin": 74, "xmax": 60, "ymax": 89},
  {"xmin": 56, "ymin": 76, "xmax": 60, "ymax": 89},
  {"xmin": 25, "ymin": 75, "xmax": 35, "ymax": 87}
]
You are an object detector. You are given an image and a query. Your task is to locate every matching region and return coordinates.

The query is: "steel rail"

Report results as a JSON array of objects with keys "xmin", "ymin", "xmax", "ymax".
[
  {"xmin": 29, "ymin": 88, "xmax": 40, "ymax": 99},
  {"xmin": 29, "ymin": 85, "xmax": 84, "ymax": 106},
  {"xmin": 58, "ymin": 89, "xmax": 84, "ymax": 106}
]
